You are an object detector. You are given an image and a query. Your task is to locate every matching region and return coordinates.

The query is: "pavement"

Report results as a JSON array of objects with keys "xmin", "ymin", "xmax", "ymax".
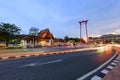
[
  {"xmin": 0, "ymin": 48, "xmax": 75, "ymax": 60},
  {"xmin": 0, "ymin": 46, "xmax": 120, "ymax": 80},
  {"xmin": 102, "ymin": 46, "xmax": 120, "ymax": 80},
  {"xmin": 0, "ymin": 47, "xmax": 116, "ymax": 80},
  {"xmin": 102, "ymin": 60, "xmax": 120, "ymax": 80},
  {"xmin": 0, "ymin": 47, "xmax": 101, "ymax": 60}
]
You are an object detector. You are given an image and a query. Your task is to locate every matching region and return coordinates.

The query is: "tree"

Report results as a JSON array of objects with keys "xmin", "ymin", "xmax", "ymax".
[
  {"xmin": 73, "ymin": 38, "xmax": 80, "ymax": 42},
  {"xmin": 64, "ymin": 36, "xmax": 69, "ymax": 42},
  {"xmin": 0, "ymin": 22, "xmax": 21, "ymax": 47},
  {"xmin": 64, "ymin": 36, "xmax": 85, "ymax": 44},
  {"xmin": 29, "ymin": 27, "xmax": 39, "ymax": 47}
]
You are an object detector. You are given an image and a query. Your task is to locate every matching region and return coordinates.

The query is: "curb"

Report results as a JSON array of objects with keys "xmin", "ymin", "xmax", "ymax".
[
  {"xmin": 91, "ymin": 55, "xmax": 120, "ymax": 80},
  {"xmin": 0, "ymin": 53, "xmax": 45, "ymax": 60},
  {"xmin": 0, "ymin": 47, "xmax": 104, "ymax": 61},
  {"xmin": 0, "ymin": 51, "xmax": 69, "ymax": 60}
]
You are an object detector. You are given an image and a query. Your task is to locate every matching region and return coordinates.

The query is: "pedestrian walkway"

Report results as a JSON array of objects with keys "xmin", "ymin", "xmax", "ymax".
[
  {"xmin": 102, "ymin": 60, "xmax": 120, "ymax": 80},
  {"xmin": 102, "ymin": 46, "xmax": 120, "ymax": 80}
]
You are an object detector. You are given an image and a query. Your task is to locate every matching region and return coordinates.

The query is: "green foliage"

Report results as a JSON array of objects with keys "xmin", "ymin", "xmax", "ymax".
[
  {"xmin": 64, "ymin": 36, "xmax": 69, "ymax": 42},
  {"xmin": 64, "ymin": 36, "xmax": 85, "ymax": 43},
  {"xmin": 0, "ymin": 22, "xmax": 21, "ymax": 46},
  {"xmin": 5, "ymin": 46, "xmax": 23, "ymax": 49}
]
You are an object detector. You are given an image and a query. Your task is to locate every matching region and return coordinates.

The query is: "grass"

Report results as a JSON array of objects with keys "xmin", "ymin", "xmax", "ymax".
[
  {"xmin": 0, "ymin": 46, "xmax": 34, "ymax": 53},
  {"xmin": 0, "ymin": 46, "xmax": 23, "ymax": 49},
  {"xmin": 0, "ymin": 44, "xmax": 30, "ymax": 52}
]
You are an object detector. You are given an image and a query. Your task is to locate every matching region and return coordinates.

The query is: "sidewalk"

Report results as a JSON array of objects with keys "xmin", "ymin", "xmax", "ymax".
[
  {"xmin": 102, "ymin": 46, "xmax": 120, "ymax": 80},
  {"xmin": 102, "ymin": 61, "xmax": 120, "ymax": 80}
]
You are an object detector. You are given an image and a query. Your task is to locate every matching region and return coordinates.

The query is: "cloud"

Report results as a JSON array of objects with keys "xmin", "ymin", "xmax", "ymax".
[
  {"xmin": 88, "ymin": 17, "xmax": 120, "ymax": 36},
  {"xmin": 106, "ymin": 29, "xmax": 120, "ymax": 34},
  {"xmin": 0, "ymin": 0, "xmax": 120, "ymax": 38}
]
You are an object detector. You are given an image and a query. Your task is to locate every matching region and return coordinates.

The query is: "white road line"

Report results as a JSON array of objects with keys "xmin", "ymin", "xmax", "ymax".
[
  {"xmin": 2, "ymin": 57, "xmax": 8, "ymax": 59},
  {"xmin": 38, "ymin": 59, "xmax": 62, "ymax": 65},
  {"xmin": 113, "ymin": 60, "xmax": 119, "ymax": 63},
  {"xmin": 107, "ymin": 65, "xmax": 114, "ymax": 69},
  {"xmin": 76, "ymin": 51, "xmax": 118, "ymax": 80},
  {"xmin": 19, "ymin": 59, "xmax": 62, "ymax": 68},
  {"xmin": 116, "ymin": 58, "xmax": 120, "ymax": 60},
  {"xmin": 111, "ymin": 62, "xmax": 116, "ymax": 66},
  {"xmin": 16, "ymin": 56, "xmax": 21, "ymax": 58},
  {"xmin": 101, "ymin": 70, "xmax": 109, "ymax": 74},
  {"xmin": 91, "ymin": 75, "xmax": 102, "ymax": 80},
  {"xmin": 21, "ymin": 63, "xmax": 37, "ymax": 67}
]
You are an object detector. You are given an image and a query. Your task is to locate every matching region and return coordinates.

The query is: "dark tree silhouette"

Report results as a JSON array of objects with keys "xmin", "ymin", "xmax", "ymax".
[{"xmin": 0, "ymin": 22, "xmax": 21, "ymax": 47}]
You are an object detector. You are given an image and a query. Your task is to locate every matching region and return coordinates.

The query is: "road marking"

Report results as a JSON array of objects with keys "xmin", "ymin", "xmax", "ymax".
[
  {"xmin": 116, "ymin": 57, "xmax": 120, "ymax": 60},
  {"xmin": 16, "ymin": 56, "xmax": 21, "ymax": 58},
  {"xmin": 76, "ymin": 51, "xmax": 118, "ymax": 80},
  {"xmin": 23, "ymin": 63, "xmax": 37, "ymax": 67},
  {"xmin": 2, "ymin": 57, "xmax": 8, "ymax": 59},
  {"xmin": 36, "ymin": 59, "xmax": 62, "ymax": 66},
  {"xmin": 111, "ymin": 62, "xmax": 116, "ymax": 66},
  {"xmin": 19, "ymin": 59, "xmax": 62, "ymax": 68},
  {"xmin": 101, "ymin": 70, "xmax": 109, "ymax": 74},
  {"xmin": 91, "ymin": 75, "xmax": 102, "ymax": 80},
  {"xmin": 107, "ymin": 65, "xmax": 114, "ymax": 69},
  {"xmin": 113, "ymin": 60, "xmax": 119, "ymax": 63}
]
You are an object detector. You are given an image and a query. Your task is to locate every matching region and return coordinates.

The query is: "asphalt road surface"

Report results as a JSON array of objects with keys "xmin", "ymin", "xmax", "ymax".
[
  {"xmin": 0, "ymin": 46, "xmax": 80, "ymax": 53},
  {"xmin": 0, "ymin": 49, "xmax": 115, "ymax": 80}
]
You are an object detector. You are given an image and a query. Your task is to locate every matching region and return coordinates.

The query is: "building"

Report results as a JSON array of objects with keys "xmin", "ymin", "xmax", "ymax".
[
  {"xmin": 101, "ymin": 34, "xmax": 120, "ymax": 43},
  {"xmin": 38, "ymin": 28, "xmax": 54, "ymax": 39},
  {"xmin": 17, "ymin": 28, "xmax": 55, "ymax": 47},
  {"xmin": 38, "ymin": 28, "xmax": 54, "ymax": 46},
  {"xmin": 0, "ymin": 28, "xmax": 65, "ymax": 47},
  {"xmin": 89, "ymin": 34, "xmax": 120, "ymax": 44}
]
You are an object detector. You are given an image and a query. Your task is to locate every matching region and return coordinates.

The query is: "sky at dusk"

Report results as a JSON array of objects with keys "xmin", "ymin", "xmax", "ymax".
[{"xmin": 0, "ymin": 0, "xmax": 120, "ymax": 38}]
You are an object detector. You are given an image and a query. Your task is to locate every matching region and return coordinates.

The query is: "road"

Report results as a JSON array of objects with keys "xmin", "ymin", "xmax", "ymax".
[
  {"xmin": 0, "ymin": 46, "xmax": 80, "ymax": 53},
  {"xmin": 0, "ymin": 49, "xmax": 116, "ymax": 80}
]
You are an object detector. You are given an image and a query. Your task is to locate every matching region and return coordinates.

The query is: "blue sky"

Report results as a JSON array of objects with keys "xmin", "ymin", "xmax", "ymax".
[{"xmin": 0, "ymin": 0, "xmax": 120, "ymax": 38}]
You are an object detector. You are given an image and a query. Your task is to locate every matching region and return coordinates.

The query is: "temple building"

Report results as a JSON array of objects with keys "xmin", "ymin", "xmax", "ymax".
[
  {"xmin": 38, "ymin": 28, "xmax": 54, "ymax": 39},
  {"xmin": 18, "ymin": 28, "xmax": 55, "ymax": 47},
  {"xmin": 38, "ymin": 28, "xmax": 54, "ymax": 46},
  {"xmin": 17, "ymin": 28, "xmax": 64, "ymax": 47}
]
